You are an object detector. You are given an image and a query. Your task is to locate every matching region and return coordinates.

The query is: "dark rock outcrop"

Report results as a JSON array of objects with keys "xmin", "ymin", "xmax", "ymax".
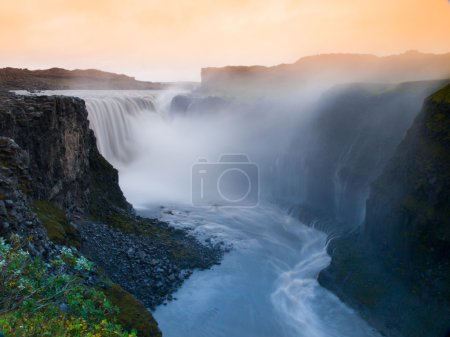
[
  {"xmin": 0, "ymin": 92, "xmax": 92, "ymax": 215},
  {"xmin": 0, "ymin": 91, "xmax": 133, "ymax": 221},
  {"xmin": 0, "ymin": 136, "xmax": 53, "ymax": 256},
  {"xmin": 170, "ymin": 94, "xmax": 193, "ymax": 114},
  {"xmin": 319, "ymin": 83, "xmax": 450, "ymax": 337}
]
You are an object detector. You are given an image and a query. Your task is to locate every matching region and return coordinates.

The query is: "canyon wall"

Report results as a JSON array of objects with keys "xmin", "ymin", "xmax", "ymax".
[{"xmin": 319, "ymin": 84, "xmax": 450, "ymax": 337}]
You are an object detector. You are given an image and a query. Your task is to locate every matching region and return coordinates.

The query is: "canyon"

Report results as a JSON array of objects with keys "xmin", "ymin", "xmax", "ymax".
[{"xmin": 1, "ymin": 52, "xmax": 449, "ymax": 337}]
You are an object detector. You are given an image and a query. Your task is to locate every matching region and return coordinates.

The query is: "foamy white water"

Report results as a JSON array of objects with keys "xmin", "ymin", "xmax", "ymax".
[{"xmin": 38, "ymin": 90, "xmax": 381, "ymax": 337}]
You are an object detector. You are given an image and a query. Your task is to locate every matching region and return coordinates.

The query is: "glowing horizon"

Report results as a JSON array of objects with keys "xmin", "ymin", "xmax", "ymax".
[{"xmin": 0, "ymin": 0, "xmax": 449, "ymax": 81}]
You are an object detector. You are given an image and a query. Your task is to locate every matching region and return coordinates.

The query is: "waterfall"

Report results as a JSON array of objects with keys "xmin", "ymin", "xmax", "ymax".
[
  {"xmin": 39, "ymin": 90, "xmax": 187, "ymax": 167},
  {"xmin": 85, "ymin": 96, "xmax": 156, "ymax": 164},
  {"xmin": 38, "ymin": 89, "xmax": 316, "ymax": 208}
]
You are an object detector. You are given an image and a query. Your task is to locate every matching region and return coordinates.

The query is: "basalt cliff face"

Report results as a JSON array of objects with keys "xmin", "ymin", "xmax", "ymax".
[
  {"xmin": 0, "ymin": 92, "xmax": 94, "ymax": 215},
  {"xmin": 319, "ymin": 84, "xmax": 450, "ymax": 337},
  {"xmin": 0, "ymin": 136, "xmax": 54, "ymax": 256}
]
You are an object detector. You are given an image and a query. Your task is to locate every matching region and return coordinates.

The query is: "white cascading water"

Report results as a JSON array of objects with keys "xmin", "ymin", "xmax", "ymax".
[
  {"xmin": 85, "ymin": 96, "xmax": 155, "ymax": 163},
  {"xmin": 41, "ymin": 89, "xmax": 381, "ymax": 337}
]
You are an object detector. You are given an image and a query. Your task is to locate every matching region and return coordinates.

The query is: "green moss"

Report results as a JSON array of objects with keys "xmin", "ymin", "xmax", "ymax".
[
  {"xmin": 33, "ymin": 200, "xmax": 80, "ymax": 249},
  {"xmin": 430, "ymin": 83, "xmax": 450, "ymax": 103},
  {"xmin": 402, "ymin": 195, "xmax": 435, "ymax": 221},
  {"xmin": 425, "ymin": 108, "xmax": 450, "ymax": 146},
  {"xmin": 103, "ymin": 284, "xmax": 161, "ymax": 337},
  {"xmin": 100, "ymin": 212, "xmax": 205, "ymax": 268}
]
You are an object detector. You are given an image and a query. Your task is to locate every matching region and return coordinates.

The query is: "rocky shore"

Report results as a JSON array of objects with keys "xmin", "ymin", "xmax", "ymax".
[{"xmin": 79, "ymin": 220, "xmax": 223, "ymax": 309}]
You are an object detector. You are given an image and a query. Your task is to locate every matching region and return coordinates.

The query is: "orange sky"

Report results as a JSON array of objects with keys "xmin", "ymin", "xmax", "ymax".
[{"xmin": 0, "ymin": 0, "xmax": 449, "ymax": 81}]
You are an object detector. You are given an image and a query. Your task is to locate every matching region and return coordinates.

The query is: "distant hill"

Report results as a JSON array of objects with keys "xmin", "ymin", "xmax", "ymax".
[
  {"xmin": 201, "ymin": 51, "xmax": 450, "ymax": 95},
  {"xmin": 0, "ymin": 67, "xmax": 169, "ymax": 90}
]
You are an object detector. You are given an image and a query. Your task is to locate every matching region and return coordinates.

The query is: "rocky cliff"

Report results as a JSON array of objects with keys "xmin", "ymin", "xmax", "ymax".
[
  {"xmin": 319, "ymin": 83, "xmax": 450, "ymax": 337},
  {"xmin": 0, "ymin": 92, "xmax": 94, "ymax": 215},
  {"xmin": 0, "ymin": 136, "xmax": 53, "ymax": 256}
]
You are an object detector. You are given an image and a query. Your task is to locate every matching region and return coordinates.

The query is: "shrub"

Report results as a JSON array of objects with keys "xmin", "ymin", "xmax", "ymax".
[{"xmin": 0, "ymin": 236, "xmax": 137, "ymax": 337}]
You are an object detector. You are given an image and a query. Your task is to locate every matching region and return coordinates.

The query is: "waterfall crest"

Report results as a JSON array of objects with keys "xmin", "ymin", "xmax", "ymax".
[
  {"xmin": 85, "ymin": 96, "xmax": 156, "ymax": 164},
  {"xmin": 38, "ymin": 90, "xmax": 187, "ymax": 166}
]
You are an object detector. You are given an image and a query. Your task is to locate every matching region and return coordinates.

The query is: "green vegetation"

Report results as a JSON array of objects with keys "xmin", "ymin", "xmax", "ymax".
[
  {"xmin": 103, "ymin": 284, "xmax": 160, "ymax": 337},
  {"xmin": 34, "ymin": 200, "xmax": 81, "ymax": 249},
  {"xmin": 430, "ymin": 83, "xmax": 450, "ymax": 103},
  {"xmin": 0, "ymin": 235, "xmax": 137, "ymax": 337}
]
